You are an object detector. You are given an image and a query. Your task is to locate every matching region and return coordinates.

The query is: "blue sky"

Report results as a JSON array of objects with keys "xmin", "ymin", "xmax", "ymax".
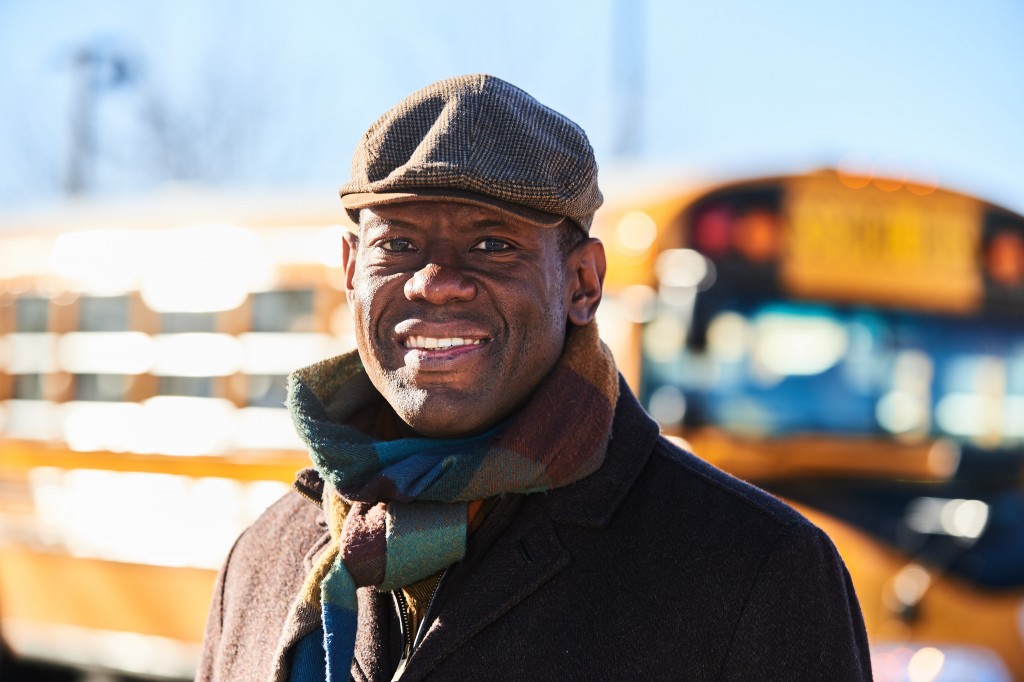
[{"xmin": 1, "ymin": 0, "xmax": 1022, "ymax": 214}]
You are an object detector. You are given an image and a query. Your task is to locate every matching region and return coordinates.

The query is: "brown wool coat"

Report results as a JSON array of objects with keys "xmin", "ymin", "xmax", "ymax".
[{"xmin": 197, "ymin": 379, "xmax": 873, "ymax": 681}]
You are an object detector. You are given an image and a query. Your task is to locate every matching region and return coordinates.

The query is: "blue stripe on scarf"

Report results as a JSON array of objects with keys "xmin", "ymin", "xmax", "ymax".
[
  {"xmin": 288, "ymin": 629, "xmax": 327, "ymax": 682},
  {"xmin": 321, "ymin": 563, "xmax": 360, "ymax": 682}
]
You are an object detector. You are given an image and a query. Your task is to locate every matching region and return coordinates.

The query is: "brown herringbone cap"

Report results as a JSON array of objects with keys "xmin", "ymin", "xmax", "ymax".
[{"xmin": 340, "ymin": 74, "xmax": 602, "ymax": 232}]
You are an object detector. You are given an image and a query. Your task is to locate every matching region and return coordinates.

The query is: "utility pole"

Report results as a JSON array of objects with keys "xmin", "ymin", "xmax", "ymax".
[
  {"xmin": 611, "ymin": 0, "xmax": 646, "ymax": 159},
  {"xmin": 65, "ymin": 40, "xmax": 134, "ymax": 196}
]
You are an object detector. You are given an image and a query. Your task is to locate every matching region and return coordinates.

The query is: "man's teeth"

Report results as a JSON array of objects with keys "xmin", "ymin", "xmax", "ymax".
[{"xmin": 404, "ymin": 336, "xmax": 483, "ymax": 350}]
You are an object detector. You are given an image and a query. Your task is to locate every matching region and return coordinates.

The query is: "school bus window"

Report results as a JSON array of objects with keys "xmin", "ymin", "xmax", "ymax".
[
  {"xmin": 12, "ymin": 373, "xmax": 46, "ymax": 400},
  {"xmin": 936, "ymin": 353, "xmax": 1024, "ymax": 444},
  {"xmin": 73, "ymin": 373, "xmax": 130, "ymax": 401},
  {"xmin": 15, "ymin": 296, "xmax": 48, "ymax": 332},
  {"xmin": 247, "ymin": 374, "xmax": 287, "ymax": 408},
  {"xmin": 252, "ymin": 289, "xmax": 315, "ymax": 332},
  {"xmin": 645, "ymin": 298, "xmax": 1024, "ymax": 447},
  {"xmin": 161, "ymin": 311, "xmax": 218, "ymax": 333},
  {"xmin": 158, "ymin": 375, "xmax": 214, "ymax": 398},
  {"xmin": 78, "ymin": 294, "xmax": 130, "ymax": 331},
  {"xmin": 1010, "ymin": 351, "xmax": 1024, "ymax": 394}
]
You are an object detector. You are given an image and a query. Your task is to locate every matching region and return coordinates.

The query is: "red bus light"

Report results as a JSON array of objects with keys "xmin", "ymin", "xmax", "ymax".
[
  {"xmin": 986, "ymin": 230, "xmax": 1024, "ymax": 287},
  {"xmin": 734, "ymin": 209, "xmax": 781, "ymax": 263},
  {"xmin": 693, "ymin": 204, "xmax": 732, "ymax": 258}
]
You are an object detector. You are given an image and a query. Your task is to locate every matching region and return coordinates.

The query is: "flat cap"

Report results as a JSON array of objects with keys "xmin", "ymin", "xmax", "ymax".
[{"xmin": 340, "ymin": 74, "xmax": 602, "ymax": 232}]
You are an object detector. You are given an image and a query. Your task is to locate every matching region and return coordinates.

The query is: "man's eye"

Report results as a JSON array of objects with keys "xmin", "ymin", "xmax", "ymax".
[
  {"xmin": 380, "ymin": 238, "xmax": 413, "ymax": 252},
  {"xmin": 473, "ymin": 238, "xmax": 512, "ymax": 252}
]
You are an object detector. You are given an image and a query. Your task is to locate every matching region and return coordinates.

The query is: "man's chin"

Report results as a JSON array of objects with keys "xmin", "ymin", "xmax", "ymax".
[
  {"xmin": 374, "ymin": 371, "xmax": 516, "ymax": 438},
  {"xmin": 394, "ymin": 396, "xmax": 499, "ymax": 439}
]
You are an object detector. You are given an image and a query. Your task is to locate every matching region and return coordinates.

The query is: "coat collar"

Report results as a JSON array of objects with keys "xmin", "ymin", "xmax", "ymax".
[{"xmin": 541, "ymin": 376, "xmax": 660, "ymax": 528}]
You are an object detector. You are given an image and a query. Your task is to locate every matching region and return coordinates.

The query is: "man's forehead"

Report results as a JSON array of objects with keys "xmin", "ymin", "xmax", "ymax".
[{"xmin": 357, "ymin": 201, "xmax": 547, "ymax": 233}]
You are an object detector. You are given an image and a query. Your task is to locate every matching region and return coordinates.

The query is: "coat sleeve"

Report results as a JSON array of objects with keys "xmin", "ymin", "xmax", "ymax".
[
  {"xmin": 717, "ymin": 523, "xmax": 874, "ymax": 681},
  {"xmin": 194, "ymin": 536, "xmax": 240, "ymax": 682}
]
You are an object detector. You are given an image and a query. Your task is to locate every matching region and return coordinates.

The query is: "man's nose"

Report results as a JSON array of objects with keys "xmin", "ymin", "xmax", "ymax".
[{"xmin": 404, "ymin": 262, "xmax": 477, "ymax": 304}]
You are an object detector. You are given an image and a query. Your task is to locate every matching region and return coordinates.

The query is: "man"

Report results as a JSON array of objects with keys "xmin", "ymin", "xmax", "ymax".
[{"xmin": 198, "ymin": 74, "xmax": 872, "ymax": 681}]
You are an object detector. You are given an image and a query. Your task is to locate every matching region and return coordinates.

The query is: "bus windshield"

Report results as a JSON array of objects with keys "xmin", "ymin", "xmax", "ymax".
[{"xmin": 643, "ymin": 300, "xmax": 1024, "ymax": 447}]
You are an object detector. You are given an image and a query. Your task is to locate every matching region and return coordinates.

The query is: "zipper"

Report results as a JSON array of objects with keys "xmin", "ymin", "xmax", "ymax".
[
  {"xmin": 392, "ymin": 589, "xmax": 416, "ymax": 681},
  {"xmin": 396, "ymin": 588, "xmax": 415, "ymax": 655},
  {"xmin": 412, "ymin": 570, "xmax": 447, "ymax": 651},
  {"xmin": 392, "ymin": 572, "xmax": 444, "ymax": 680}
]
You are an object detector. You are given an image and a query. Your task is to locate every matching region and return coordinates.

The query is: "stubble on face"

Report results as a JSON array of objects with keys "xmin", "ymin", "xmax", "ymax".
[{"xmin": 345, "ymin": 202, "xmax": 572, "ymax": 438}]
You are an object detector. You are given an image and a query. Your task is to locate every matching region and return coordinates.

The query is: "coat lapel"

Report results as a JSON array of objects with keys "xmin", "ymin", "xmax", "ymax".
[{"xmin": 397, "ymin": 513, "xmax": 571, "ymax": 680}]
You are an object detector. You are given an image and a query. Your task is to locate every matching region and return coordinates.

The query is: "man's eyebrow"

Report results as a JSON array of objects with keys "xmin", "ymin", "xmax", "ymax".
[{"xmin": 361, "ymin": 216, "xmax": 417, "ymax": 231}]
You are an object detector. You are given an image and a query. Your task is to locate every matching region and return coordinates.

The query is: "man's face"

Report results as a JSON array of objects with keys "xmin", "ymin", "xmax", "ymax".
[{"xmin": 343, "ymin": 201, "xmax": 585, "ymax": 438}]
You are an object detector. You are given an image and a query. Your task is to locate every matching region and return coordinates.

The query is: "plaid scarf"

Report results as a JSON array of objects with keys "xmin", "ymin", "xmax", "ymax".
[{"xmin": 284, "ymin": 322, "xmax": 618, "ymax": 681}]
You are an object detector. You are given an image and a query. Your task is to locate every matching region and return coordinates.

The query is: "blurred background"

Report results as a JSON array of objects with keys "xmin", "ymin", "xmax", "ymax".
[
  {"xmin": 2, "ymin": 0, "xmax": 1023, "ymax": 211},
  {"xmin": 1, "ymin": 1, "xmax": 1023, "ymax": 681}
]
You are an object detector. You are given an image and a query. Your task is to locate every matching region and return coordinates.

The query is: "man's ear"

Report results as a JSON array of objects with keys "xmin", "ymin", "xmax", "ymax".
[
  {"xmin": 341, "ymin": 231, "xmax": 359, "ymax": 303},
  {"xmin": 566, "ymin": 238, "xmax": 606, "ymax": 327}
]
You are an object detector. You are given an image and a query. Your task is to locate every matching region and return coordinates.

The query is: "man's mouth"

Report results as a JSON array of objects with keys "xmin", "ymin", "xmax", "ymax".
[{"xmin": 402, "ymin": 336, "xmax": 485, "ymax": 350}]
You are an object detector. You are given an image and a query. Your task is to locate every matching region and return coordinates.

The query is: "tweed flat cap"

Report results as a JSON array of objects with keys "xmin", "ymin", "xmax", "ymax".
[{"xmin": 340, "ymin": 74, "xmax": 602, "ymax": 232}]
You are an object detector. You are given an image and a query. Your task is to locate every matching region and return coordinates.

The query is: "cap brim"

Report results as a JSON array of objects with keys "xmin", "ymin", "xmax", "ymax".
[{"xmin": 340, "ymin": 188, "xmax": 566, "ymax": 228}]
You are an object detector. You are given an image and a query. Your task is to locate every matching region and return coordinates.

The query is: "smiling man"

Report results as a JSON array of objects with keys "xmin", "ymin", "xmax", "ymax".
[
  {"xmin": 197, "ymin": 75, "xmax": 872, "ymax": 682},
  {"xmin": 344, "ymin": 200, "xmax": 596, "ymax": 439}
]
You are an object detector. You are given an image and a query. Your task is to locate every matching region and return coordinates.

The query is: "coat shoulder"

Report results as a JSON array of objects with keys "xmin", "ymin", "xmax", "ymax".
[
  {"xmin": 223, "ymin": 484, "xmax": 328, "ymax": 613},
  {"xmin": 234, "ymin": 483, "xmax": 326, "ymax": 559},
  {"xmin": 647, "ymin": 434, "xmax": 814, "ymax": 532}
]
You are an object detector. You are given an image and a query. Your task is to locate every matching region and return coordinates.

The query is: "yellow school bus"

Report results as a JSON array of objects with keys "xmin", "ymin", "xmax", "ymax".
[
  {"xmin": 0, "ymin": 190, "xmax": 355, "ymax": 678},
  {"xmin": 592, "ymin": 169, "xmax": 1024, "ymax": 682}
]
